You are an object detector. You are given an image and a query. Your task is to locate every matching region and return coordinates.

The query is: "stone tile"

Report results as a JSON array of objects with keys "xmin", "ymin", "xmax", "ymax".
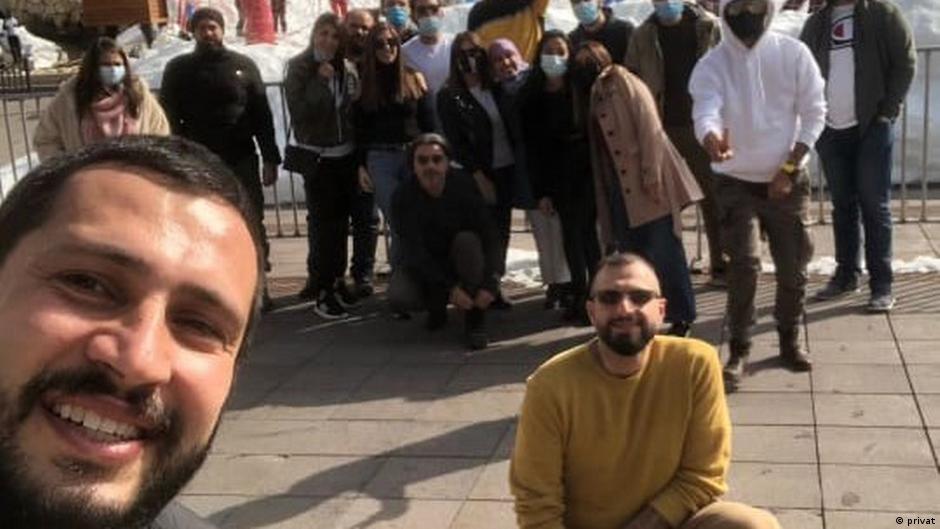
[
  {"xmin": 225, "ymin": 390, "xmax": 349, "ymax": 421},
  {"xmin": 212, "ymin": 420, "xmax": 412, "ymax": 456},
  {"xmin": 278, "ymin": 365, "xmax": 379, "ymax": 392},
  {"xmin": 364, "ymin": 457, "xmax": 487, "ymax": 499},
  {"xmin": 892, "ymin": 315, "xmax": 940, "ymax": 341},
  {"xmin": 186, "ymin": 454, "xmax": 382, "ymax": 497},
  {"xmin": 821, "ymin": 464, "xmax": 940, "ymax": 511},
  {"xmin": 395, "ymin": 419, "xmax": 511, "ymax": 458},
  {"xmin": 420, "ymin": 391, "xmax": 523, "ymax": 422},
  {"xmin": 732, "ymin": 426, "xmax": 817, "ymax": 464},
  {"xmin": 356, "ymin": 365, "xmax": 461, "ymax": 394},
  {"xmin": 930, "ymin": 429, "xmax": 940, "ymax": 463},
  {"xmin": 450, "ymin": 500, "xmax": 516, "ymax": 529},
  {"xmin": 826, "ymin": 511, "xmax": 940, "ymax": 529},
  {"xmin": 468, "ymin": 459, "xmax": 512, "ymax": 500},
  {"xmin": 899, "ymin": 341, "xmax": 940, "ymax": 364},
  {"xmin": 814, "ymin": 394, "xmax": 922, "ymax": 427},
  {"xmin": 494, "ymin": 422, "xmax": 517, "ymax": 459},
  {"xmin": 769, "ymin": 508, "xmax": 823, "ymax": 529},
  {"xmin": 177, "ymin": 494, "xmax": 247, "ymax": 523},
  {"xmin": 727, "ymin": 393, "xmax": 814, "ymax": 425},
  {"xmin": 924, "ymin": 396, "xmax": 940, "ymax": 427},
  {"xmin": 213, "ymin": 496, "xmax": 356, "ymax": 529},
  {"xmin": 805, "ymin": 314, "xmax": 893, "ymax": 342},
  {"xmin": 734, "ymin": 365, "xmax": 811, "ymax": 392},
  {"xmin": 910, "ymin": 365, "xmax": 940, "ymax": 394},
  {"xmin": 817, "ymin": 427, "xmax": 935, "ymax": 466},
  {"xmin": 329, "ymin": 393, "xmax": 436, "ymax": 421},
  {"xmin": 445, "ymin": 364, "xmax": 537, "ymax": 393},
  {"xmin": 725, "ymin": 463, "xmax": 820, "ymax": 509},
  {"xmin": 809, "ymin": 341, "xmax": 901, "ymax": 365},
  {"xmin": 812, "ymin": 364, "xmax": 911, "ymax": 394},
  {"xmin": 335, "ymin": 498, "xmax": 463, "ymax": 528}
]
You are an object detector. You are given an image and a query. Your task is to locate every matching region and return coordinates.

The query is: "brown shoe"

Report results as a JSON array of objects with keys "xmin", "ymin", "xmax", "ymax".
[
  {"xmin": 723, "ymin": 338, "xmax": 750, "ymax": 392},
  {"xmin": 778, "ymin": 327, "xmax": 812, "ymax": 372}
]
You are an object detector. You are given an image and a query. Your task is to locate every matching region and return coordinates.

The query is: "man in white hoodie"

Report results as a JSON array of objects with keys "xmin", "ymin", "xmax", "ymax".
[{"xmin": 689, "ymin": 0, "xmax": 826, "ymax": 389}]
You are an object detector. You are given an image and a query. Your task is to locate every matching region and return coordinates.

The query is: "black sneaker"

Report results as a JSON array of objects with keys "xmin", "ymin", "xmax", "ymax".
[
  {"xmin": 335, "ymin": 281, "xmax": 359, "ymax": 308},
  {"xmin": 465, "ymin": 308, "xmax": 488, "ymax": 350},
  {"xmin": 723, "ymin": 354, "xmax": 747, "ymax": 392},
  {"xmin": 813, "ymin": 277, "xmax": 860, "ymax": 301},
  {"xmin": 298, "ymin": 281, "xmax": 319, "ymax": 302},
  {"xmin": 354, "ymin": 281, "xmax": 374, "ymax": 298},
  {"xmin": 313, "ymin": 290, "xmax": 348, "ymax": 320}
]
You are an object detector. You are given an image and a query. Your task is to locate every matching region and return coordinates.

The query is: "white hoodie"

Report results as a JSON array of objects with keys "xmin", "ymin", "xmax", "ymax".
[{"xmin": 689, "ymin": 0, "xmax": 826, "ymax": 183}]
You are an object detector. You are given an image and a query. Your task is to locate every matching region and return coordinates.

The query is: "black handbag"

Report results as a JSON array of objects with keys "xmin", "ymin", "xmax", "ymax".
[{"xmin": 283, "ymin": 143, "xmax": 320, "ymax": 174}]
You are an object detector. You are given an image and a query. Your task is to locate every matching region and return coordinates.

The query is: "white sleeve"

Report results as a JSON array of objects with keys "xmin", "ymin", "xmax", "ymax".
[
  {"xmin": 794, "ymin": 42, "xmax": 827, "ymax": 147},
  {"xmin": 689, "ymin": 55, "xmax": 725, "ymax": 145}
]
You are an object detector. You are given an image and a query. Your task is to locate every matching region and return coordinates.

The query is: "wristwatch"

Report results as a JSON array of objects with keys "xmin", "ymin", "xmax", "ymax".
[{"xmin": 780, "ymin": 161, "xmax": 799, "ymax": 176}]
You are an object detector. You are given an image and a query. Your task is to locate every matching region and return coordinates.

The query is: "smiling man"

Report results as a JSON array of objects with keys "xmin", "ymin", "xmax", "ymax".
[
  {"xmin": 0, "ymin": 135, "xmax": 264, "ymax": 529},
  {"xmin": 510, "ymin": 253, "xmax": 780, "ymax": 529}
]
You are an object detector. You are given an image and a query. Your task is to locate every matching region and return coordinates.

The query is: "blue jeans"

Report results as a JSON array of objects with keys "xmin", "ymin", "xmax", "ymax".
[
  {"xmin": 816, "ymin": 121, "xmax": 894, "ymax": 295},
  {"xmin": 606, "ymin": 180, "xmax": 696, "ymax": 323},
  {"xmin": 367, "ymin": 149, "xmax": 409, "ymax": 269}
]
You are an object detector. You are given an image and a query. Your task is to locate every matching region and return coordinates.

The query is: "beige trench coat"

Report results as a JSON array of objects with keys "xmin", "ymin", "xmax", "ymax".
[
  {"xmin": 33, "ymin": 76, "xmax": 170, "ymax": 162},
  {"xmin": 588, "ymin": 64, "xmax": 703, "ymax": 245}
]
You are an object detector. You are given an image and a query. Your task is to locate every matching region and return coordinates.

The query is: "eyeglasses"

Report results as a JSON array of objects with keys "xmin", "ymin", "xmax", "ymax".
[
  {"xmin": 374, "ymin": 38, "xmax": 399, "ymax": 49},
  {"xmin": 590, "ymin": 288, "xmax": 659, "ymax": 308},
  {"xmin": 414, "ymin": 4, "xmax": 441, "ymax": 16},
  {"xmin": 725, "ymin": 0, "xmax": 767, "ymax": 16},
  {"xmin": 416, "ymin": 154, "xmax": 446, "ymax": 165}
]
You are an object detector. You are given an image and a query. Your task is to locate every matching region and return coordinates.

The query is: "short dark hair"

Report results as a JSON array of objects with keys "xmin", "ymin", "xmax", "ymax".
[
  {"xmin": 0, "ymin": 135, "xmax": 265, "ymax": 358},
  {"xmin": 589, "ymin": 252, "xmax": 659, "ymax": 295},
  {"xmin": 408, "ymin": 133, "xmax": 451, "ymax": 168},
  {"xmin": 189, "ymin": 7, "xmax": 226, "ymax": 32}
]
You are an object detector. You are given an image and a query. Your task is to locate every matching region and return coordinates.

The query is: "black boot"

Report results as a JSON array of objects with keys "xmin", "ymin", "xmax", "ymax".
[
  {"xmin": 723, "ymin": 338, "xmax": 750, "ymax": 391},
  {"xmin": 778, "ymin": 326, "xmax": 812, "ymax": 372}
]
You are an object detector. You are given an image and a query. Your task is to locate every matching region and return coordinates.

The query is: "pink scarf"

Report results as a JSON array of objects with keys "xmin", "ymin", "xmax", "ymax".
[{"xmin": 80, "ymin": 89, "xmax": 140, "ymax": 145}]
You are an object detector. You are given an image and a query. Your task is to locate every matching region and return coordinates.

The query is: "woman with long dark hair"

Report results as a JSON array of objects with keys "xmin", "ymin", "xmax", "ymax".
[
  {"xmin": 285, "ymin": 12, "xmax": 360, "ymax": 320},
  {"xmin": 437, "ymin": 31, "xmax": 515, "ymax": 308},
  {"xmin": 356, "ymin": 22, "xmax": 433, "ymax": 271},
  {"xmin": 520, "ymin": 30, "xmax": 600, "ymax": 324},
  {"xmin": 34, "ymin": 37, "xmax": 169, "ymax": 161}
]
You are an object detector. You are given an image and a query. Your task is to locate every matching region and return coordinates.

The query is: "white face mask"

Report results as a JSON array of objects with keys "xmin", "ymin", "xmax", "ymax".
[
  {"xmin": 98, "ymin": 65, "xmax": 126, "ymax": 87},
  {"xmin": 540, "ymin": 54, "xmax": 568, "ymax": 78}
]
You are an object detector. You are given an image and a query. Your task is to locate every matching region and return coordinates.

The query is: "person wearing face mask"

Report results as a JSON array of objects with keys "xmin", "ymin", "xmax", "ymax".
[
  {"xmin": 438, "ymin": 31, "xmax": 517, "ymax": 310},
  {"xmin": 402, "ymin": 0, "xmax": 452, "ymax": 130},
  {"xmin": 575, "ymin": 41, "xmax": 703, "ymax": 338},
  {"xmin": 568, "ymin": 0, "xmax": 635, "ymax": 66},
  {"xmin": 520, "ymin": 30, "xmax": 601, "ymax": 324},
  {"xmin": 382, "ymin": 0, "xmax": 417, "ymax": 43},
  {"xmin": 489, "ymin": 38, "xmax": 573, "ymax": 313},
  {"xmin": 285, "ymin": 12, "xmax": 362, "ymax": 319},
  {"xmin": 626, "ymin": 0, "xmax": 724, "ymax": 287},
  {"xmin": 689, "ymin": 0, "xmax": 826, "ymax": 388},
  {"xmin": 34, "ymin": 37, "xmax": 168, "ymax": 162}
]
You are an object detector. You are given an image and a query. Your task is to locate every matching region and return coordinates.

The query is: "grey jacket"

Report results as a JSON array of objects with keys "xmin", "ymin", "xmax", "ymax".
[
  {"xmin": 284, "ymin": 51, "xmax": 360, "ymax": 148},
  {"xmin": 800, "ymin": 0, "xmax": 916, "ymax": 135}
]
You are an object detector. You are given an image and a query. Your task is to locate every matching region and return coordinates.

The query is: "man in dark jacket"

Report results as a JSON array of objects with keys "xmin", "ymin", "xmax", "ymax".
[
  {"xmin": 0, "ymin": 136, "xmax": 264, "ymax": 529},
  {"xmin": 389, "ymin": 134, "xmax": 501, "ymax": 349},
  {"xmin": 160, "ymin": 7, "xmax": 281, "ymax": 306},
  {"xmin": 568, "ymin": 0, "xmax": 635, "ymax": 64},
  {"xmin": 801, "ymin": 0, "xmax": 916, "ymax": 312}
]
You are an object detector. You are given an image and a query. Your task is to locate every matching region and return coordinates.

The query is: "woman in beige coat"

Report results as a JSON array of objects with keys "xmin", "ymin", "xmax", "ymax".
[
  {"xmin": 33, "ymin": 37, "xmax": 169, "ymax": 161},
  {"xmin": 574, "ymin": 40, "xmax": 703, "ymax": 335}
]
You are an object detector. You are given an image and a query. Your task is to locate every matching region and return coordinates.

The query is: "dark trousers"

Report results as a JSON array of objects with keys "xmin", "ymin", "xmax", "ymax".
[
  {"xmin": 230, "ymin": 155, "xmax": 269, "ymax": 265},
  {"xmin": 555, "ymin": 193, "xmax": 601, "ymax": 302},
  {"xmin": 666, "ymin": 124, "xmax": 725, "ymax": 273},
  {"xmin": 304, "ymin": 153, "xmax": 357, "ymax": 292},
  {"xmin": 350, "ymin": 189, "xmax": 378, "ymax": 284},
  {"xmin": 816, "ymin": 122, "xmax": 894, "ymax": 295},
  {"xmin": 488, "ymin": 165, "xmax": 515, "ymax": 277},
  {"xmin": 388, "ymin": 231, "xmax": 487, "ymax": 313},
  {"xmin": 716, "ymin": 173, "xmax": 814, "ymax": 345}
]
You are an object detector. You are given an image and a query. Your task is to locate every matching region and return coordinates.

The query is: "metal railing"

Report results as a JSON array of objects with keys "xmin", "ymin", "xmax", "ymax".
[{"xmin": 2, "ymin": 46, "xmax": 939, "ymax": 248}]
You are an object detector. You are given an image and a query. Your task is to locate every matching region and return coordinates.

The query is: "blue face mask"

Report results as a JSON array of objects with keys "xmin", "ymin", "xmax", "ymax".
[
  {"xmin": 540, "ymin": 54, "xmax": 568, "ymax": 78},
  {"xmin": 313, "ymin": 48, "xmax": 335, "ymax": 63},
  {"xmin": 386, "ymin": 6, "xmax": 409, "ymax": 28},
  {"xmin": 417, "ymin": 15, "xmax": 442, "ymax": 36},
  {"xmin": 654, "ymin": 0, "xmax": 684, "ymax": 24},
  {"xmin": 98, "ymin": 65, "xmax": 126, "ymax": 87},
  {"xmin": 573, "ymin": 1, "xmax": 600, "ymax": 26}
]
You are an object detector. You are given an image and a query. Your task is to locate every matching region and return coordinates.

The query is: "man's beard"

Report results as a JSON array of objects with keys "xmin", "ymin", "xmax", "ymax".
[
  {"xmin": 0, "ymin": 367, "xmax": 217, "ymax": 529},
  {"xmin": 195, "ymin": 40, "xmax": 225, "ymax": 57},
  {"xmin": 597, "ymin": 315, "xmax": 656, "ymax": 357}
]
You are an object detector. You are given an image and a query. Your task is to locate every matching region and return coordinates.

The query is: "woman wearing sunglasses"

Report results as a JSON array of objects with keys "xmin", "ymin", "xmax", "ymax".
[{"xmin": 355, "ymin": 22, "xmax": 434, "ymax": 272}]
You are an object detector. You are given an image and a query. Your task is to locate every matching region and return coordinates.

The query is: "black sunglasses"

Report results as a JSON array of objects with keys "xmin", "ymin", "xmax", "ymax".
[
  {"xmin": 590, "ymin": 289, "xmax": 659, "ymax": 307},
  {"xmin": 374, "ymin": 37, "xmax": 400, "ymax": 49}
]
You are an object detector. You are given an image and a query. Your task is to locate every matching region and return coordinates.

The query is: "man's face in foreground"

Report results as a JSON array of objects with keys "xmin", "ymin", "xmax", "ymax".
[{"xmin": 0, "ymin": 165, "xmax": 258, "ymax": 528}]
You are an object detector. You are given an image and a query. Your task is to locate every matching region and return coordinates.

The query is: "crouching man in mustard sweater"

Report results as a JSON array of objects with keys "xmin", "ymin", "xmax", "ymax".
[{"xmin": 510, "ymin": 252, "xmax": 780, "ymax": 529}]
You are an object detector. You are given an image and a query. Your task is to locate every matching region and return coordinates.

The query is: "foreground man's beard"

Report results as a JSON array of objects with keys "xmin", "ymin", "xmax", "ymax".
[
  {"xmin": 0, "ymin": 368, "xmax": 217, "ymax": 529},
  {"xmin": 598, "ymin": 315, "xmax": 656, "ymax": 357}
]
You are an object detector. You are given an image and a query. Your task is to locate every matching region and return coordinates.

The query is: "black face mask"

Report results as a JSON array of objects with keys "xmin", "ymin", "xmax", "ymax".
[
  {"xmin": 458, "ymin": 49, "xmax": 486, "ymax": 75},
  {"xmin": 572, "ymin": 63, "xmax": 601, "ymax": 92},
  {"xmin": 726, "ymin": 12, "xmax": 767, "ymax": 45}
]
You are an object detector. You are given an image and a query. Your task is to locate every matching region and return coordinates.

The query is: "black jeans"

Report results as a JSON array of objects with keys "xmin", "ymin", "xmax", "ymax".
[
  {"xmin": 304, "ymin": 153, "xmax": 357, "ymax": 292},
  {"xmin": 489, "ymin": 165, "xmax": 515, "ymax": 277},
  {"xmin": 388, "ymin": 231, "xmax": 487, "ymax": 313},
  {"xmin": 350, "ymin": 189, "xmax": 378, "ymax": 284},
  {"xmin": 230, "ymin": 155, "xmax": 269, "ymax": 265},
  {"xmin": 555, "ymin": 193, "xmax": 601, "ymax": 302}
]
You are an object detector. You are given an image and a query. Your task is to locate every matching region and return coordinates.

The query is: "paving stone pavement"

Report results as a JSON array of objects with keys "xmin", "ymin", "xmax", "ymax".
[{"xmin": 180, "ymin": 223, "xmax": 940, "ymax": 529}]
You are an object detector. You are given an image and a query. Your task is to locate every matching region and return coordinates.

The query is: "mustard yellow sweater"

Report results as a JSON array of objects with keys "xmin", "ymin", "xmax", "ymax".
[{"xmin": 510, "ymin": 336, "xmax": 730, "ymax": 529}]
